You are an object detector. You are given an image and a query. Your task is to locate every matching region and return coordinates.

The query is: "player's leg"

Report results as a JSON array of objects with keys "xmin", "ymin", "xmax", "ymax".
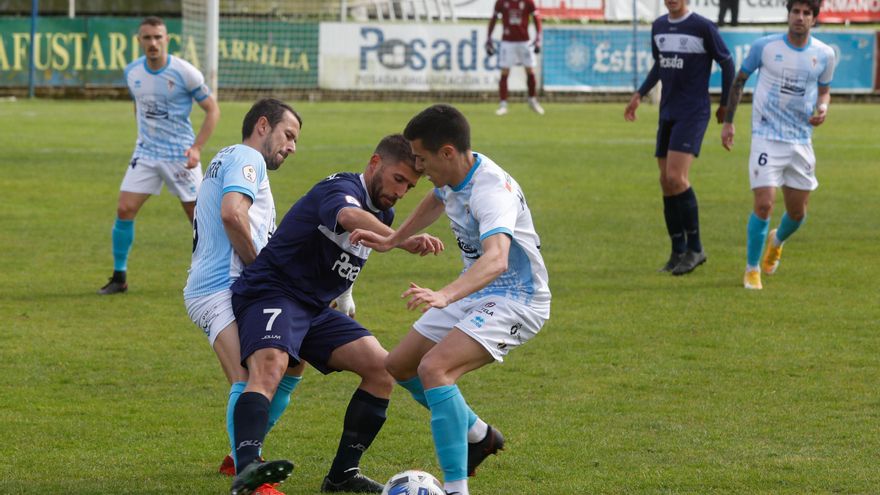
[
  {"xmin": 730, "ymin": 0, "xmax": 739, "ymax": 26},
  {"xmin": 655, "ymin": 121, "xmax": 686, "ymax": 271},
  {"xmin": 230, "ymin": 294, "xmax": 308, "ymax": 490},
  {"xmin": 100, "ymin": 157, "xmax": 163, "ymax": 294},
  {"xmin": 666, "ymin": 118, "xmax": 710, "ymax": 275},
  {"xmin": 745, "ymin": 186, "xmax": 775, "ymax": 289},
  {"xmin": 418, "ymin": 329, "xmax": 493, "ymax": 495},
  {"xmin": 318, "ymin": 335, "xmax": 391, "ymax": 493},
  {"xmin": 523, "ymin": 44, "xmax": 543, "ymax": 115},
  {"xmin": 386, "ymin": 329, "xmax": 437, "ymax": 408},
  {"xmin": 496, "ymin": 68, "xmax": 511, "ymax": 115}
]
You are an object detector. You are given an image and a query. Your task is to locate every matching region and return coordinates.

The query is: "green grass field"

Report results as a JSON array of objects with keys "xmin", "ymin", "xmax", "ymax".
[{"xmin": 1, "ymin": 99, "xmax": 878, "ymax": 494}]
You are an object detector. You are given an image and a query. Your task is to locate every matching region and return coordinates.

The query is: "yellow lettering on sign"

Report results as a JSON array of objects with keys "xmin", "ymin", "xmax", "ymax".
[
  {"xmin": 245, "ymin": 41, "xmax": 259, "ymax": 63},
  {"xmin": 108, "ymin": 32, "xmax": 127, "ymax": 70},
  {"xmin": 86, "ymin": 35, "xmax": 106, "ymax": 70},
  {"xmin": 70, "ymin": 32, "xmax": 87, "ymax": 70},
  {"xmin": 181, "ymin": 35, "xmax": 200, "ymax": 68},
  {"xmin": 0, "ymin": 36, "xmax": 10, "ymax": 71},
  {"xmin": 13, "ymin": 32, "xmax": 29, "ymax": 71},
  {"xmin": 231, "ymin": 39, "xmax": 245, "ymax": 61},
  {"xmin": 51, "ymin": 33, "xmax": 70, "ymax": 70}
]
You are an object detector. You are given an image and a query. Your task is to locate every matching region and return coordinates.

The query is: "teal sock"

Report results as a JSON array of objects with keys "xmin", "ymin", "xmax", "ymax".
[
  {"xmin": 267, "ymin": 375, "xmax": 302, "ymax": 432},
  {"xmin": 746, "ymin": 212, "xmax": 770, "ymax": 267},
  {"xmin": 425, "ymin": 385, "xmax": 469, "ymax": 482},
  {"xmin": 776, "ymin": 212, "xmax": 805, "ymax": 244},
  {"xmin": 112, "ymin": 218, "xmax": 134, "ymax": 272},
  {"xmin": 226, "ymin": 381, "xmax": 247, "ymax": 467},
  {"xmin": 398, "ymin": 376, "xmax": 477, "ymax": 428}
]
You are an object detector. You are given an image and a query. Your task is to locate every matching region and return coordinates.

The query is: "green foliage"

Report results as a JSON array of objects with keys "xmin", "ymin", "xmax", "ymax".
[{"xmin": 1, "ymin": 99, "xmax": 878, "ymax": 494}]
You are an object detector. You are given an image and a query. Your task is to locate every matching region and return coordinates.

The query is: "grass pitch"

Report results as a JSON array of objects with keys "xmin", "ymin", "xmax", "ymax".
[{"xmin": 0, "ymin": 99, "xmax": 878, "ymax": 494}]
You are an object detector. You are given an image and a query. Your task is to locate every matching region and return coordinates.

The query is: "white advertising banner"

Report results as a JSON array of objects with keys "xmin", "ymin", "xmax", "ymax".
[
  {"xmin": 605, "ymin": 0, "xmax": 789, "ymax": 23},
  {"xmin": 319, "ymin": 22, "xmax": 534, "ymax": 91}
]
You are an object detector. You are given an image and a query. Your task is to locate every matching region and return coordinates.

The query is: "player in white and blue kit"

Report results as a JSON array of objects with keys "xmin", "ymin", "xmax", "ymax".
[
  {"xmin": 625, "ymin": 0, "xmax": 735, "ymax": 276},
  {"xmin": 721, "ymin": 0, "xmax": 835, "ymax": 290},
  {"xmin": 351, "ymin": 105, "xmax": 551, "ymax": 495},
  {"xmin": 183, "ymin": 99, "xmax": 303, "ymax": 489},
  {"xmin": 99, "ymin": 16, "xmax": 220, "ymax": 295},
  {"xmin": 227, "ymin": 135, "xmax": 443, "ymax": 495}
]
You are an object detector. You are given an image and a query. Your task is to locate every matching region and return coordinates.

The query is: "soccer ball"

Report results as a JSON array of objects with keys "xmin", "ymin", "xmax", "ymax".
[{"xmin": 381, "ymin": 470, "xmax": 445, "ymax": 495}]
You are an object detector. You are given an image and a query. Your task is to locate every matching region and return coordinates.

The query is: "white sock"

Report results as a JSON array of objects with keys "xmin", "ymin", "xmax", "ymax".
[
  {"xmin": 746, "ymin": 264, "xmax": 759, "ymax": 272},
  {"xmin": 467, "ymin": 418, "xmax": 488, "ymax": 443},
  {"xmin": 444, "ymin": 478, "xmax": 468, "ymax": 495},
  {"xmin": 771, "ymin": 232, "xmax": 783, "ymax": 248},
  {"xmin": 498, "ymin": 100, "xmax": 507, "ymax": 107}
]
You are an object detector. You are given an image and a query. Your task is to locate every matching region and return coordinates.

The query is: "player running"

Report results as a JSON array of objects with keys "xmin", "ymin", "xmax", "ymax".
[{"xmin": 721, "ymin": 0, "xmax": 835, "ymax": 290}]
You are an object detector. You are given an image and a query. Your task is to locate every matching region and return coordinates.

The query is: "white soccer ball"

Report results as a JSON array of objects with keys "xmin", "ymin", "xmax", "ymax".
[{"xmin": 381, "ymin": 470, "xmax": 445, "ymax": 495}]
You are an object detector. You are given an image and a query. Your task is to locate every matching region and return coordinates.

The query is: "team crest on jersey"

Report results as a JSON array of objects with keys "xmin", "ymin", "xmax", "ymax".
[
  {"xmin": 168, "ymin": 79, "xmax": 175, "ymax": 91},
  {"xmin": 243, "ymin": 165, "xmax": 257, "ymax": 183},
  {"xmin": 811, "ymin": 56, "xmax": 818, "ymax": 68},
  {"xmin": 345, "ymin": 195, "xmax": 362, "ymax": 207}
]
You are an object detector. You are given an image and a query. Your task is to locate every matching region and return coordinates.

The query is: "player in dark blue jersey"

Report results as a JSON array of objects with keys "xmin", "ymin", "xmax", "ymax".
[
  {"xmin": 227, "ymin": 134, "xmax": 444, "ymax": 495},
  {"xmin": 625, "ymin": 0, "xmax": 735, "ymax": 275}
]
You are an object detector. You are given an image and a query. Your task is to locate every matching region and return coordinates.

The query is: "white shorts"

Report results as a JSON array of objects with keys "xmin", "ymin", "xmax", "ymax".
[
  {"xmin": 748, "ymin": 136, "xmax": 818, "ymax": 191},
  {"xmin": 120, "ymin": 156, "xmax": 202, "ymax": 201},
  {"xmin": 413, "ymin": 296, "xmax": 546, "ymax": 362},
  {"xmin": 499, "ymin": 41, "xmax": 536, "ymax": 69},
  {"xmin": 185, "ymin": 289, "xmax": 235, "ymax": 347}
]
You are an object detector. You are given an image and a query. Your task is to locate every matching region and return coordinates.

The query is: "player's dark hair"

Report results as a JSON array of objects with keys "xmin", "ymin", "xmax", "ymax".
[
  {"xmin": 374, "ymin": 134, "xmax": 418, "ymax": 172},
  {"xmin": 140, "ymin": 16, "xmax": 165, "ymax": 28},
  {"xmin": 241, "ymin": 98, "xmax": 302, "ymax": 141},
  {"xmin": 787, "ymin": 0, "xmax": 821, "ymax": 17},
  {"xmin": 403, "ymin": 104, "xmax": 470, "ymax": 154}
]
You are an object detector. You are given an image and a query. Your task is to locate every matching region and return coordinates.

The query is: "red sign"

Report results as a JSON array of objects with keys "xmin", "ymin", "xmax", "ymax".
[
  {"xmin": 818, "ymin": 0, "xmax": 880, "ymax": 23},
  {"xmin": 537, "ymin": 0, "xmax": 604, "ymax": 20}
]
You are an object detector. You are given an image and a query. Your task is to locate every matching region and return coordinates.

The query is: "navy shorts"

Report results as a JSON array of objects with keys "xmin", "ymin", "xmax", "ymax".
[
  {"xmin": 232, "ymin": 293, "xmax": 372, "ymax": 375},
  {"xmin": 655, "ymin": 117, "xmax": 710, "ymax": 158}
]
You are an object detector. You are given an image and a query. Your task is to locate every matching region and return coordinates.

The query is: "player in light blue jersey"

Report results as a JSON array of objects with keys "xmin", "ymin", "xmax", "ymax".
[
  {"xmin": 183, "ymin": 99, "xmax": 302, "ymax": 491},
  {"xmin": 626, "ymin": 0, "xmax": 735, "ymax": 276},
  {"xmin": 99, "ymin": 16, "xmax": 220, "ymax": 295},
  {"xmin": 351, "ymin": 105, "xmax": 551, "ymax": 495},
  {"xmin": 721, "ymin": 0, "xmax": 835, "ymax": 290}
]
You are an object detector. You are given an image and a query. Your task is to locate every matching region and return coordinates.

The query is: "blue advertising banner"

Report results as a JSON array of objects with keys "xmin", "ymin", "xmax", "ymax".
[{"xmin": 544, "ymin": 27, "xmax": 876, "ymax": 93}]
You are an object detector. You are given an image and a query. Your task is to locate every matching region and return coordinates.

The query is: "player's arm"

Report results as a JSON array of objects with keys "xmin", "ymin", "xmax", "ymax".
[
  {"xmin": 350, "ymin": 190, "xmax": 445, "ymax": 252},
  {"xmin": 185, "ymin": 95, "xmax": 221, "ymax": 169},
  {"xmin": 809, "ymin": 85, "xmax": 831, "ymax": 127},
  {"xmin": 403, "ymin": 233, "xmax": 510, "ymax": 312},
  {"xmin": 721, "ymin": 70, "xmax": 750, "ymax": 151},
  {"xmin": 625, "ymin": 30, "xmax": 659, "ymax": 121},
  {"xmin": 531, "ymin": 6, "xmax": 542, "ymax": 53},
  {"xmin": 485, "ymin": 1, "xmax": 500, "ymax": 54},
  {"xmin": 716, "ymin": 56, "xmax": 736, "ymax": 123},
  {"xmin": 220, "ymin": 191, "xmax": 257, "ymax": 265}
]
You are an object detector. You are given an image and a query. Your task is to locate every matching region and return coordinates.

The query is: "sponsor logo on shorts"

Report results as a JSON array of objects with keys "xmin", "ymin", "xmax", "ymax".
[
  {"xmin": 262, "ymin": 334, "xmax": 282, "ymax": 340},
  {"xmin": 470, "ymin": 316, "xmax": 485, "ymax": 328},
  {"xmin": 510, "ymin": 322, "xmax": 522, "ymax": 335}
]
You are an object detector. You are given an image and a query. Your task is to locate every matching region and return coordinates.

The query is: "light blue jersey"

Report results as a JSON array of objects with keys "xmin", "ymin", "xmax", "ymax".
[
  {"xmin": 184, "ymin": 144, "xmax": 275, "ymax": 299},
  {"xmin": 434, "ymin": 152, "xmax": 551, "ymax": 318},
  {"xmin": 742, "ymin": 34, "xmax": 835, "ymax": 144},
  {"xmin": 124, "ymin": 55, "xmax": 211, "ymax": 161}
]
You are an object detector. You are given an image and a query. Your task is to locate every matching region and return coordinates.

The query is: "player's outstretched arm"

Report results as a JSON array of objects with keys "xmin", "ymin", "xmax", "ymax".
[
  {"xmin": 721, "ymin": 70, "xmax": 749, "ymax": 151},
  {"xmin": 185, "ymin": 95, "xmax": 221, "ymax": 169},
  {"xmin": 351, "ymin": 191, "xmax": 445, "ymax": 251},
  {"xmin": 403, "ymin": 233, "xmax": 510, "ymax": 312},
  {"xmin": 399, "ymin": 233, "xmax": 444, "ymax": 256}
]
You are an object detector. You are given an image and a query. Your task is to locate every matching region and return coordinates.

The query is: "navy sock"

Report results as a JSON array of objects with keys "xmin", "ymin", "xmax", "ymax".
[
  {"xmin": 663, "ymin": 195, "xmax": 686, "ymax": 253},
  {"xmin": 233, "ymin": 391, "xmax": 271, "ymax": 474},
  {"xmin": 327, "ymin": 388, "xmax": 389, "ymax": 483},
  {"xmin": 677, "ymin": 187, "xmax": 703, "ymax": 253}
]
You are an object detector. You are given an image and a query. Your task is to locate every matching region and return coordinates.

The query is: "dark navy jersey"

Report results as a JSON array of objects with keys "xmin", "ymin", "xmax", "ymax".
[
  {"xmin": 638, "ymin": 11, "xmax": 734, "ymax": 121},
  {"xmin": 231, "ymin": 172, "xmax": 393, "ymax": 308}
]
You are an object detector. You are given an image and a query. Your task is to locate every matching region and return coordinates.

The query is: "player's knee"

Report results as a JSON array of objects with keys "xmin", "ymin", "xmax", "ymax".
[
  {"xmin": 787, "ymin": 210, "xmax": 806, "ymax": 222},
  {"xmin": 116, "ymin": 202, "xmax": 138, "ymax": 219},
  {"xmin": 416, "ymin": 355, "xmax": 448, "ymax": 387}
]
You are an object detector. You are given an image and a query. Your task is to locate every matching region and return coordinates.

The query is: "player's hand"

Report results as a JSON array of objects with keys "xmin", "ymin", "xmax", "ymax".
[
  {"xmin": 532, "ymin": 42, "xmax": 541, "ymax": 54},
  {"xmin": 184, "ymin": 146, "xmax": 201, "ymax": 169},
  {"xmin": 809, "ymin": 105, "xmax": 827, "ymax": 126},
  {"xmin": 624, "ymin": 92, "xmax": 640, "ymax": 121},
  {"xmin": 485, "ymin": 40, "xmax": 496, "ymax": 56},
  {"xmin": 402, "ymin": 282, "xmax": 450, "ymax": 313},
  {"xmin": 350, "ymin": 228, "xmax": 395, "ymax": 252},
  {"xmin": 715, "ymin": 105, "xmax": 727, "ymax": 124},
  {"xmin": 400, "ymin": 233, "xmax": 444, "ymax": 256},
  {"xmin": 721, "ymin": 123, "xmax": 735, "ymax": 151},
  {"xmin": 330, "ymin": 293, "xmax": 356, "ymax": 318}
]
